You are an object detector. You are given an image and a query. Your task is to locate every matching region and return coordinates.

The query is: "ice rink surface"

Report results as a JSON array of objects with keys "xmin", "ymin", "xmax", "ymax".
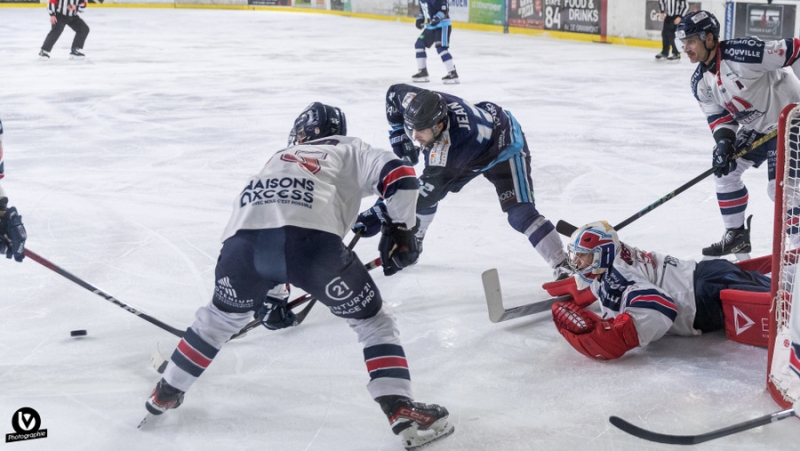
[{"xmin": 1, "ymin": 7, "xmax": 799, "ymax": 450}]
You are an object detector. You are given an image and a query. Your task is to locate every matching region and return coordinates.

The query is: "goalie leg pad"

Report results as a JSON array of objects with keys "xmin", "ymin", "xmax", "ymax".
[{"xmin": 552, "ymin": 302, "xmax": 640, "ymax": 360}]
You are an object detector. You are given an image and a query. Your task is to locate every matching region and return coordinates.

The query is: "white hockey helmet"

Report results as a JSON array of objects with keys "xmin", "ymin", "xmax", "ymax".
[{"xmin": 567, "ymin": 220, "xmax": 620, "ymax": 287}]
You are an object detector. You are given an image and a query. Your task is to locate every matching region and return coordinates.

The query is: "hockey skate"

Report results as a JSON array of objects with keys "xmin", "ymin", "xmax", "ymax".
[
  {"xmin": 655, "ymin": 52, "xmax": 667, "ymax": 61},
  {"xmin": 411, "ymin": 68, "xmax": 429, "ymax": 83},
  {"xmin": 39, "ymin": 49, "xmax": 50, "ymax": 60},
  {"xmin": 69, "ymin": 48, "xmax": 85, "ymax": 59},
  {"xmin": 441, "ymin": 70, "xmax": 459, "ymax": 84},
  {"xmin": 666, "ymin": 53, "xmax": 681, "ymax": 62},
  {"xmin": 377, "ymin": 395, "xmax": 454, "ymax": 450},
  {"xmin": 139, "ymin": 379, "xmax": 185, "ymax": 428},
  {"xmin": 701, "ymin": 215, "xmax": 752, "ymax": 260}
]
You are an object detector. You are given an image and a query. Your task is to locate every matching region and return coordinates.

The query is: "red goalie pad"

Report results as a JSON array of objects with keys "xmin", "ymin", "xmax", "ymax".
[
  {"xmin": 552, "ymin": 301, "xmax": 640, "ymax": 360},
  {"xmin": 542, "ymin": 277, "xmax": 596, "ymax": 308}
]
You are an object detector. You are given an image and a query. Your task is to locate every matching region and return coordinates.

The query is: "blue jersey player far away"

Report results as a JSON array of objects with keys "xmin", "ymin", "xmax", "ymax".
[
  {"xmin": 355, "ymin": 84, "xmax": 572, "ymax": 281},
  {"xmin": 412, "ymin": 0, "xmax": 458, "ymax": 84}
]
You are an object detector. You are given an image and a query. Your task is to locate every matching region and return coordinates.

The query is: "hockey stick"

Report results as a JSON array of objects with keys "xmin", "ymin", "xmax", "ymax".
[
  {"xmin": 24, "ymin": 248, "xmax": 185, "ymax": 338},
  {"xmin": 609, "ymin": 408, "xmax": 796, "ymax": 445},
  {"xmin": 556, "ymin": 129, "xmax": 778, "ymax": 237},
  {"xmin": 481, "ymin": 269, "xmax": 571, "ymax": 323}
]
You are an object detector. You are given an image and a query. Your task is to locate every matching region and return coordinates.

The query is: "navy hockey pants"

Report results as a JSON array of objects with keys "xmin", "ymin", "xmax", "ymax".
[
  {"xmin": 692, "ymin": 259, "xmax": 771, "ymax": 333},
  {"xmin": 212, "ymin": 226, "xmax": 382, "ymax": 320}
]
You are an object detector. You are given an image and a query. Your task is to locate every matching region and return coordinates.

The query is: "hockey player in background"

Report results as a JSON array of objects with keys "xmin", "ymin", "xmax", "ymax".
[
  {"xmin": 549, "ymin": 221, "xmax": 771, "ymax": 360},
  {"xmin": 676, "ymin": 10, "xmax": 800, "ymax": 257},
  {"xmin": 362, "ymin": 84, "xmax": 571, "ymax": 280},
  {"xmin": 143, "ymin": 103, "xmax": 454, "ymax": 450},
  {"xmin": 0, "ymin": 118, "xmax": 28, "ymax": 263},
  {"xmin": 39, "ymin": 0, "xmax": 90, "ymax": 59},
  {"xmin": 411, "ymin": 0, "xmax": 458, "ymax": 84}
]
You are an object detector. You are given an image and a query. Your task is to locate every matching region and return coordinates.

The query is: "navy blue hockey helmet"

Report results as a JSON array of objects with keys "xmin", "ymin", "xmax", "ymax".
[
  {"xmin": 288, "ymin": 102, "xmax": 347, "ymax": 146},
  {"xmin": 676, "ymin": 10, "xmax": 721, "ymax": 45},
  {"xmin": 403, "ymin": 90, "xmax": 448, "ymax": 132}
]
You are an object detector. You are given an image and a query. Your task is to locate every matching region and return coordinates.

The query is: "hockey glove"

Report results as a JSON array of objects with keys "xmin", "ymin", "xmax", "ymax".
[
  {"xmin": 415, "ymin": 15, "xmax": 425, "ymax": 30},
  {"xmin": 712, "ymin": 138, "xmax": 737, "ymax": 177},
  {"xmin": 389, "ymin": 129, "xmax": 420, "ymax": 165},
  {"xmin": 429, "ymin": 13, "xmax": 443, "ymax": 27},
  {"xmin": 551, "ymin": 301, "xmax": 639, "ymax": 360},
  {"xmin": 352, "ymin": 200, "xmax": 389, "ymax": 237},
  {"xmin": 256, "ymin": 295, "xmax": 297, "ymax": 331},
  {"xmin": 0, "ymin": 206, "xmax": 27, "ymax": 262},
  {"xmin": 378, "ymin": 222, "xmax": 420, "ymax": 276}
]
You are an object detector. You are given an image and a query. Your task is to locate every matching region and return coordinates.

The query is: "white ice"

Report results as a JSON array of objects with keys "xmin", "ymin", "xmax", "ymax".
[{"xmin": 1, "ymin": 8, "xmax": 799, "ymax": 451}]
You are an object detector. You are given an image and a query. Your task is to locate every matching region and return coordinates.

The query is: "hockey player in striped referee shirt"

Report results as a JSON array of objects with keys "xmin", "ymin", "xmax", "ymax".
[{"xmin": 39, "ymin": 0, "xmax": 90, "ymax": 59}]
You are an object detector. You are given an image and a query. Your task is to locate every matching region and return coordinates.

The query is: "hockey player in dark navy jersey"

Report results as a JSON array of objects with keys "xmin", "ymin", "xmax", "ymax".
[
  {"xmin": 676, "ymin": 10, "xmax": 800, "ymax": 257},
  {"xmin": 362, "ymin": 84, "xmax": 571, "ymax": 280},
  {"xmin": 411, "ymin": 0, "xmax": 458, "ymax": 84}
]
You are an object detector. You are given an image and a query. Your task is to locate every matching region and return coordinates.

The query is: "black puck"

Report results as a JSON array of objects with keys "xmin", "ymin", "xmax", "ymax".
[{"xmin": 70, "ymin": 330, "xmax": 87, "ymax": 337}]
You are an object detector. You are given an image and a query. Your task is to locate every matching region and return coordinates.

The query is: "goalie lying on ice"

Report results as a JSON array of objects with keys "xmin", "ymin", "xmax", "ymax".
[{"xmin": 547, "ymin": 221, "xmax": 771, "ymax": 360}]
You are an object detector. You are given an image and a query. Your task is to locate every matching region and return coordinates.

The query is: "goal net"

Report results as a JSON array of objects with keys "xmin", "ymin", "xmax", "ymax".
[{"xmin": 768, "ymin": 102, "xmax": 800, "ymax": 409}]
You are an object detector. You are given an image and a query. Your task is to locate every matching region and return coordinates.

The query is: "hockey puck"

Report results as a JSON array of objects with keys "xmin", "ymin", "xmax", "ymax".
[{"xmin": 70, "ymin": 330, "xmax": 87, "ymax": 337}]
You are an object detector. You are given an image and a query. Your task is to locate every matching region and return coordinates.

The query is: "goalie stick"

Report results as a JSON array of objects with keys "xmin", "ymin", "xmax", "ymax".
[
  {"xmin": 556, "ymin": 129, "xmax": 778, "ymax": 237},
  {"xmin": 609, "ymin": 408, "xmax": 796, "ymax": 445},
  {"xmin": 481, "ymin": 269, "xmax": 571, "ymax": 323}
]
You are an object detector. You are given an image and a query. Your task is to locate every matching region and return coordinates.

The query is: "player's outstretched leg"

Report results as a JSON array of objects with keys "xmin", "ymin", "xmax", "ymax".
[{"xmin": 377, "ymin": 395, "xmax": 455, "ymax": 450}]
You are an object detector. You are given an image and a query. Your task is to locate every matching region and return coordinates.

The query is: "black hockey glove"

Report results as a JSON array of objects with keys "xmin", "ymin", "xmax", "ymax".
[
  {"xmin": 378, "ymin": 222, "xmax": 420, "ymax": 277},
  {"xmin": 429, "ymin": 14, "xmax": 442, "ymax": 27},
  {"xmin": 0, "ymin": 205, "xmax": 27, "ymax": 262},
  {"xmin": 712, "ymin": 138, "xmax": 737, "ymax": 177},
  {"xmin": 415, "ymin": 15, "xmax": 425, "ymax": 30},
  {"xmin": 352, "ymin": 200, "xmax": 389, "ymax": 238},
  {"xmin": 256, "ymin": 296, "xmax": 297, "ymax": 331},
  {"xmin": 389, "ymin": 129, "xmax": 420, "ymax": 165}
]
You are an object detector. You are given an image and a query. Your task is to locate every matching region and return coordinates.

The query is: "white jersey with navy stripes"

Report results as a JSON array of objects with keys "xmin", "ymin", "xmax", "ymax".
[
  {"xmin": 588, "ymin": 243, "xmax": 699, "ymax": 347},
  {"xmin": 221, "ymin": 135, "xmax": 418, "ymax": 242},
  {"xmin": 692, "ymin": 37, "xmax": 800, "ymax": 136}
]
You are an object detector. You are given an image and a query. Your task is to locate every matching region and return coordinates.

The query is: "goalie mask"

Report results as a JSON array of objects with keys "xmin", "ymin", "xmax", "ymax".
[
  {"xmin": 288, "ymin": 102, "xmax": 347, "ymax": 146},
  {"xmin": 568, "ymin": 221, "xmax": 619, "ymax": 288}
]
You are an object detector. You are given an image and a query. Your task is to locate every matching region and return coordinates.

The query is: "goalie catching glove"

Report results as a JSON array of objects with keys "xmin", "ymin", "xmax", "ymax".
[
  {"xmin": 551, "ymin": 301, "xmax": 639, "ymax": 360},
  {"xmin": 378, "ymin": 222, "xmax": 420, "ymax": 276}
]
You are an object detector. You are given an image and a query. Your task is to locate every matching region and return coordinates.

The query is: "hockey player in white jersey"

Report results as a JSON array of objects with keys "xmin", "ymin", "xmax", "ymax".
[
  {"xmin": 143, "ymin": 103, "xmax": 454, "ymax": 450},
  {"xmin": 549, "ymin": 221, "xmax": 771, "ymax": 360},
  {"xmin": 0, "ymin": 118, "xmax": 27, "ymax": 263},
  {"xmin": 676, "ymin": 10, "xmax": 800, "ymax": 257}
]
